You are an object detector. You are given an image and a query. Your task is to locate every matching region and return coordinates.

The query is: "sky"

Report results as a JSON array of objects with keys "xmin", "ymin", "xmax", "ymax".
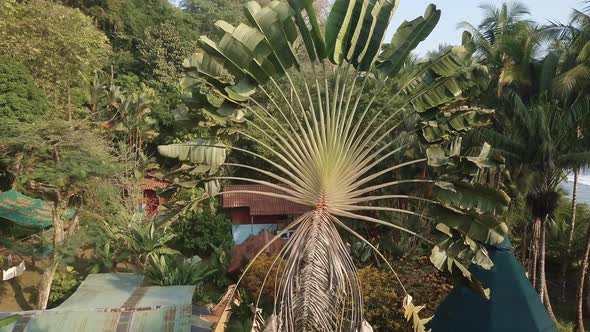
[
  {"xmin": 168, "ymin": 0, "xmax": 584, "ymax": 55},
  {"xmin": 386, "ymin": 0, "xmax": 583, "ymax": 55}
]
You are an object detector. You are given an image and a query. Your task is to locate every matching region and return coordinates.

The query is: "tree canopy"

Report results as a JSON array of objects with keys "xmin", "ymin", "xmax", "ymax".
[
  {"xmin": 0, "ymin": 58, "xmax": 48, "ymax": 123},
  {"xmin": 0, "ymin": 0, "xmax": 111, "ymax": 108}
]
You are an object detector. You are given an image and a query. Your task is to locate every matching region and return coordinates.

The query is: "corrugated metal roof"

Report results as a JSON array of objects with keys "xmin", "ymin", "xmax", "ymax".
[
  {"xmin": 222, "ymin": 185, "xmax": 310, "ymax": 216},
  {"xmin": 0, "ymin": 273, "xmax": 211, "ymax": 332},
  {"xmin": 142, "ymin": 176, "xmax": 170, "ymax": 191}
]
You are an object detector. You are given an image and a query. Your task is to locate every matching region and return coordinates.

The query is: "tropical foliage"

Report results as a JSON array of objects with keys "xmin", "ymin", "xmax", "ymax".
[
  {"xmin": 2, "ymin": 0, "xmax": 590, "ymax": 330},
  {"xmin": 0, "ymin": 0, "xmax": 111, "ymax": 108},
  {"xmin": 144, "ymin": 254, "xmax": 216, "ymax": 286},
  {"xmin": 170, "ymin": 211, "xmax": 233, "ymax": 256}
]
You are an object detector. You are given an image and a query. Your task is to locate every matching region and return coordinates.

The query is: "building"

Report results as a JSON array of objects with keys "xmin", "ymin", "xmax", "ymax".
[
  {"xmin": 141, "ymin": 173, "xmax": 170, "ymax": 220},
  {"xmin": 222, "ymin": 184, "xmax": 309, "ymax": 244}
]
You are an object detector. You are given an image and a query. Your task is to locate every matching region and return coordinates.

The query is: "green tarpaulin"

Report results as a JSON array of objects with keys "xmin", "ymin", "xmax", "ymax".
[
  {"xmin": 428, "ymin": 238, "xmax": 557, "ymax": 332},
  {"xmin": 0, "ymin": 190, "xmax": 75, "ymax": 229}
]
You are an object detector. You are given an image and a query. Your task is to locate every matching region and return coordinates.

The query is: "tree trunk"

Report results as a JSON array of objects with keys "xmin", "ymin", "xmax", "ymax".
[
  {"xmin": 522, "ymin": 220, "xmax": 528, "ymax": 268},
  {"xmin": 539, "ymin": 217, "xmax": 547, "ymax": 302},
  {"xmin": 562, "ymin": 168, "xmax": 580, "ymax": 303},
  {"xmin": 52, "ymin": 197, "xmax": 66, "ymax": 246},
  {"xmin": 36, "ymin": 262, "xmax": 58, "ymax": 310},
  {"xmin": 539, "ymin": 217, "xmax": 556, "ymax": 320},
  {"xmin": 575, "ymin": 220, "xmax": 590, "ymax": 332},
  {"xmin": 530, "ymin": 218, "xmax": 541, "ymax": 289},
  {"xmin": 543, "ymin": 276, "xmax": 557, "ymax": 322}
]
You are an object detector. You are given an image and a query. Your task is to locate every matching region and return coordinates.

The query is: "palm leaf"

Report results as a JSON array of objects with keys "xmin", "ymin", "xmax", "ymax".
[
  {"xmin": 377, "ymin": 4, "xmax": 441, "ymax": 77},
  {"xmin": 0, "ymin": 315, "xmax": 19, "ymax": 328}
]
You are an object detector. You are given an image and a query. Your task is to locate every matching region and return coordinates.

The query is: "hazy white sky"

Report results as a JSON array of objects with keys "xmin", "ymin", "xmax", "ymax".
[{"xmin": 386, "ymin": 0, "xmax": 583, "ymax": 55}]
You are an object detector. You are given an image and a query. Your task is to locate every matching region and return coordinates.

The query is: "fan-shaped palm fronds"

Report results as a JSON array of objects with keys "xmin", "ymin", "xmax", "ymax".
[{"xmin": 159, "ymin": 1, "xmax": 509, "ymax": 330}]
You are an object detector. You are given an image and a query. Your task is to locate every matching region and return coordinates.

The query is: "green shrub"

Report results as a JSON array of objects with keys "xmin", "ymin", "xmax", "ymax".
[
  {"xmin": 358, "ymin": 257, "xmax": 452, "ymax": 331},
  {"xmin": 144, "ymin": 254, "xmax": 219, "ymax": 304},
  {"xmin": 556, "ymin": 319, "xmax": 574, "ymax": 332},
  {"xmin": 242, "ymin": 254, "xmax": 285, "ymax": 302},
  {"xmin": 48, "ymin": 266, "xmax": 81, "ymax": 307},
  {"xmin": 0, "ymin": 256, "xmax": 8, "ymax": 270},
  {"xmin": 171, "ymin": 211, "xmax": 232, "ymax": 257},
  {"xmin": 358, "ymin": 266, "xmax": 403, "ymax": 331},
  {"xmin": 144, "ymin": 255, "xmax": 216, "ymax": 287},
  {"xmin": 0, "ymin": 58, "xmax": 48, "ymax": 122},
  {"xmin": 114, "ymin": 220, "xmax": 179, "ymax": 265}
]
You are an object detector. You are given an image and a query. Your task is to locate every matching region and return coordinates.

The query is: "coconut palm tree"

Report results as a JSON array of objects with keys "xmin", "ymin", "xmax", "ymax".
[
  {"xmin": 159, "ymin": 1, "xmax": 510, "ymax": 330},
  {"xmin": 546, "ymin": 2, "xmax": 590, "ymax": 324},
  {"xmin": 480, "ymin": 53, "xmax": 590, "ymax": 319},
  {"xmin": 458, "ymin": 2, "xmax": 542, "ymax": 99}
]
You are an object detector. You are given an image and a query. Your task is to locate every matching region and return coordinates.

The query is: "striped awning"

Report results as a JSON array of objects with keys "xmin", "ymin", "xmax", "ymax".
[{"xmin": 0, "ymin": 190, "xmax": 76, "ymax": 229}]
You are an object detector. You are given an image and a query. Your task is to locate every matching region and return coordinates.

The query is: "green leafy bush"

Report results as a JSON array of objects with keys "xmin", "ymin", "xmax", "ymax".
[
  {"xmin": 0, "ymin": 256, "xmax": 8, "ymax": 270},
  {"xmin": 358, "ymin": 257, "xmax": 452, "ymax": 330},
  {"xmin": 144, "ymin": 254, "xmax": 216, "ymax": 286},
  {"xmin": 171, "ymin": 212, "xmax": 232, "ymax": 257},
  {"xmin": 242, "ymin": 254, "xmax": 285, "ymax": 302},
  {"xmin": 112, "ymin": 220, "xmax": 179, "ymax": 265},
  {"xmin": 0, "ymin": 58, "xmax": 48, "ymax": 122},
  {"xmin": 358, "ymin": 266, "xmax": 403, "ymax": 331},
  {"xmin": 48, "ymin": 266, "xmax": 81, "ymax": 307}
]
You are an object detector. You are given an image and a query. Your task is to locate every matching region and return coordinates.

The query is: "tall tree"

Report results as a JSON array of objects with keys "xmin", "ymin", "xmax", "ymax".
[
  {"xmin": 547, "ymin": 2, "xmax": 590, "ymax": 324},
  {"xmin": 458, "ymin": 2, "xmax": 541, "ymax": 98},
  {"xmin": 137, "ymin": 22, "xmax": 194, "ymax": 87},
  {"xmin": 0, "ymin": 0, "xmax": 111, "ymax": 110},
  {"xmin": 0, "ymin": 58, "xmax": 48, "ymax": 123},
  {"xmin": 0, "ymin": 119, "xmax": 116, "ymax": 309},
  {"xmin": 481, "ymin": 69, "xmax": 590, "ymax": 320}
]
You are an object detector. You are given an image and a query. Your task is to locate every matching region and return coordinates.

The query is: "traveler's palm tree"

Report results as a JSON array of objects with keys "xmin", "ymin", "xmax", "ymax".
[{"xmin": 159, "ymin": 0, "xmax": 510, "ymax": 330}]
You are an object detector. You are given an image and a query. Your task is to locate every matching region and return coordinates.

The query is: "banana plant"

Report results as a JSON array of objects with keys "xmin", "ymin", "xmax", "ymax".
[
  {"xmin": 159, "ymin": 0, "xmax": 508, "ymax": 331},
  {"xmin": 0, "ymin": 315, "xmax": 19, "ymax": 328}
]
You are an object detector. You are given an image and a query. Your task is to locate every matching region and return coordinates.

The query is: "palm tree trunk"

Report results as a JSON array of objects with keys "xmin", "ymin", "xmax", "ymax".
[
  {"xmin": 530, "ymin": 218, "xmax": 541, "ymax": 289},
  {"xmin": 540, "ymin": 217, "xmax": 556, "ymax": 319},
  {"xmin": 522, "ymin": 220, "xmax": 528, "ymax": 267},
  {"xmin": 575, "ymin": 220, "xmax": 590, "ymax": 332},
  {"xmin": 539, "ymin": 217, "xmax": 547, "ymax": 301},
  {"xmin": 562, "ymin": 168, "xmax": 580, "ymax": 303},
  {"xmin": 543, "ymin": 277, "xmax": 557, "ymax": 322}
]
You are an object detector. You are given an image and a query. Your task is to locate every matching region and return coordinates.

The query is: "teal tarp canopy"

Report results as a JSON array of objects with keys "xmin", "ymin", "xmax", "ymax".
[
  {"xmin": 428, "ymin": 238, "xmax": 557, "ymax": 332},
  {"xmin": 0, "ymin": 190, "xmax": 75, "ymax": 229}
]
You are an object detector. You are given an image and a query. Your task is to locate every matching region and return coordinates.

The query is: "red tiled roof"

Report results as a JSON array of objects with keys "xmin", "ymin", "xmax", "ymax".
[
  {"xmin": 222, "ymin": 184, "xmax": 310, "ymax": 216},
  {"xmin": 142, "ymin": 176, "xmax": 170, "ymax": 191}
]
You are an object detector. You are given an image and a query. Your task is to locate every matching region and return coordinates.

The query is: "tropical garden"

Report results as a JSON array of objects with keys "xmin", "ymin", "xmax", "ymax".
[{"xmin": 1, "ymin": 0, "xmax": 590, "ymax": 331}]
